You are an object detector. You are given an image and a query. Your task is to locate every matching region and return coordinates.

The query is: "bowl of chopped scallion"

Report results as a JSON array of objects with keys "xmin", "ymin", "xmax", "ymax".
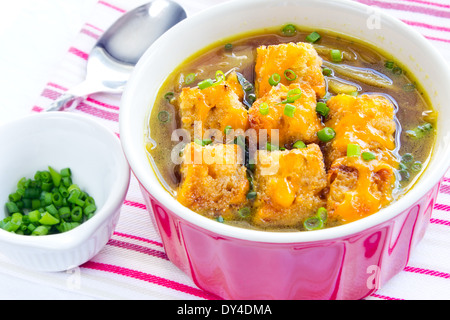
[{"xmin": 0, "ymin": 112, "xmax": 130, "ymax": 271}]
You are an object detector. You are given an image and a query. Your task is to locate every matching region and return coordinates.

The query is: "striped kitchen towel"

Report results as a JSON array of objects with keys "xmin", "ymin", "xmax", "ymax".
[{"xmin": 1, "ymin": 0, "xmax": 450, "ymax": 300}]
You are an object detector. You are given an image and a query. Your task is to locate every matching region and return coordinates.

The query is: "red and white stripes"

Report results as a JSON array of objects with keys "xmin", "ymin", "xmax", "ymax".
[{"xmin": 28, "ymin": 0, "xmax": 450, "ymax": 300}]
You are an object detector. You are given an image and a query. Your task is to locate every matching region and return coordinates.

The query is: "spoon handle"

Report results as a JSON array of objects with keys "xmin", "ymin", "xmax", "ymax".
[{"xmin": 44, "ymin": 80, "xmax": 106, "ymax": 112}]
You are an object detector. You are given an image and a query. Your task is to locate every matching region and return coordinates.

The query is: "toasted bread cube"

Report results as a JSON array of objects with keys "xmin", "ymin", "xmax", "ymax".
[
  {"xmin": 251, "ymin": 144, "xmax": 327, "ymax": 228},
  {"xmin": 326, "ymin": 156, "xmax": 396, "ymax": 224},
  {"xmin": 177, "ymin": 142, "xmax": 250, "ymax": 220},
  {"xmin": 255, "ymin": 42, "xmax": 326, "ymax": 98},
  {"xmin": 323, "ymin": 94, "xmax": 397, "ymax": 167},
  {"xmin": 249, "ymin": 83, "xmax": 323, "ymax": 146},
  {"xmin": 179, "ymin": 81, "xmax": 249, "ymax": 139}
]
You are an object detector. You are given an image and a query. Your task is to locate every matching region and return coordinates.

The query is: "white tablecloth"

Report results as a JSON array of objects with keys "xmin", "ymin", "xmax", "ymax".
[{"xmin": 0, "ymin": 0, "xmax": 449, "ymax": 300}]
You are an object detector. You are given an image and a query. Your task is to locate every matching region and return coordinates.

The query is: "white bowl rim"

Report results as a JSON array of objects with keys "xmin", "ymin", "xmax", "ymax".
[
  {"xmin": 0, "ymin": 111, "xmax": 130, "ymax": 251},
  {"xmin": 120, "ymin": 0, "xmax": 450, "ymax": 244}
]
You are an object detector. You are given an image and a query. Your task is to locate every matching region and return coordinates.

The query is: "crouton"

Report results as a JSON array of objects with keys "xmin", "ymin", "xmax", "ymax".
[
  {"xmin": 179, "ymin": 81, "xmax": 249, "ymax": 139},
  {"xmin": 323, "ymin": 94, "xmax": 397, "ymax": 167},
  {"xmin": 248, "ymin": 83, "xmax": 323, "ymax": 146},
  {"xmin": 251, "ymin": 144, "xmax": 327, "ymax": 228},
  {"xmin": 326, "ymin": 156, "xmax": 396, "ymax": 224},
  {"xmin": 177, "ymin": 142, "xmax": 250, "ymax": 220},
  {"xmin": 255, "ymin": 42, "xmax": 326, "ymax": 98}
]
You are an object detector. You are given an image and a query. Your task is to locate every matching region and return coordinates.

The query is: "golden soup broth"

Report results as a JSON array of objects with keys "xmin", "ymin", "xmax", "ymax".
[{"xmin": 146, "ymin": 26, "xmax": 436, "ymax": 231}]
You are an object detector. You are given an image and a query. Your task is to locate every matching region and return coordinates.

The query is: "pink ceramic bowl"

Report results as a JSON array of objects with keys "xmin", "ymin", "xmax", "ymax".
[{"xmin": 119, "ymin": 0, "xmax": 450, "ymax": 299}]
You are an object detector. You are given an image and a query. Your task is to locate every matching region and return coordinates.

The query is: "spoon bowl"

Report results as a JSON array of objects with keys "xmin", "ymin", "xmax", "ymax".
[{"xmin": 46, "ymin": 0, "xmax": 186, "ymax": 111}]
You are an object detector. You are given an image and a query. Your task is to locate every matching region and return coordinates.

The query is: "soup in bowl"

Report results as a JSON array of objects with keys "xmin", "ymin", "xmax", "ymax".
[{"xmin": 120, "ymin": 0, "xmax": 450, "ymax": 299}]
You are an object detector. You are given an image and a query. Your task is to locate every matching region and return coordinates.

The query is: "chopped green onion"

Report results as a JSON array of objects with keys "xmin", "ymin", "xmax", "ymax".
[
  {"xmin": 322, "ymin": 67, "xmax": 332, "ymax": 76},
  {"xmin": 214, "ymin": 70, "xmax": 225, "ymax": 85},
  {"xmin": 198, "ymin": 78, "xmax": 214, "ymax": 90},
  {"xmin": 1, "ymin": 167, "xmax": 97, "ymax": 235},
  {"xmin": 330, "ymin": 49, "xmax": 342, "ymax": 62},
  {"xmin": 266, "ymin": 142, "xmax": 279, "ymax": 151},
  {"xmin": 224, "ymin": 125, "xmax": 232, "ymax": 135},
  {"xmin": 259, "ymin": 102, "xmax": 269, "ymax": 115},
  {"xmin": 284, "ymin": 69, "xmax": 298, "ymax": 81},
  {"xmin": 406, "ymin": 122, "xmax": 433, "ymax": 139},
  {"xmin": 292, "ymin": 140, "xmax": 306, "ymax": 149},
  {"xmin": 247, "ymin": 93, "xmax": 256, "ymax": 105},
  {"xmin": 315, "ymin": 102, "xmax": 330, "ymax": 117},
  {"xmin": 194, "ymin": 138, "xmax": 213, "ymax": 146},
  {"xmin": 392, "ymin": 66, "xmax": 403, "ymax": 75},
  {"xmin": 384, "ymin": 61, "xmax": 395, "ymax": 69},
  {"xmin": 238, "ymin": 207, "xmax": 251, "ymax": 218},
  {"xmin": 399, "ymin": 169, "xmax": 410, "ymax": 181},
  {"xmin": 224, "ymin": 43, "xmax": 233, "ymax": 51},
  {"xmin": 281, "ymin": 24, "xmax": 296, "ymax": 36},
  {"xmin": 362, "ymin": 151, "xmax": 376, "ymax": 161},
  {"xmin": 303, "ymin": 217, "xmax": 323, "ymax": 231},
  {"xmin": 285, "ymin": 88, "xmax": 302, "ymax": 103},
  {"xmin": 246, "ymin": 191, "xmax": 257, "ymax": 200},
  {"xmin": 316, "ymin": 207, "xmax": 327, "ymax": 223},
  {"xmin": 347, "ymin": 144, "xmax": 361, "ymax": 157},
  {"xmin": 185, "ymin": 73, "xmax": 196, "ymax": 85},
  {"xmin": 284, "ymin": 103, "xmax": 296, "ymax": 118},
  {"xmin": 305, "ymin": 31, "xmax": 321, "ymax": 43},
  {"xmin": 401, "ymin": 153, "xmax": 414, "ymax": 163},
  {"xmin": 157, "ymin": 110, "xmax": 170, "ymax": 123},
  {"xmin": 410, "ymin": 161, "xmax": 422, "ymax": 172},
  {"xmin": 317, "ymin": 127, "xmax": 336, "ymax": 142},
  {"xmin": 269, "ymin": 73, "xmax": 281, "ymax": 86},
  {"xmin": 164, "ymin": 92, "xmax": 174, "ymax": 101}
]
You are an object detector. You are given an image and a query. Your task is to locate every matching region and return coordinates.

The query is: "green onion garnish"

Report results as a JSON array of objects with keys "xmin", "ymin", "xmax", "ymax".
[
  {"xmin": 269, "ymin": 73, "xmax": 281, "ymax": 86},
  {"xmin": 392, "ymin": 66, "xmax": 403, "ymax": 75},
  {"xmin": 305, "ymin": 31, "xmax": 321, "ymax": 43},
  {"xmin": 246, "ymin": 191, "xmax": 257, "ymax": 200},
  {"xmin": 411, "ymin": 161, "xmax": 422, "ymax": 172},
  {"xmin": 322, "ymin": 67, "xmax": 332, "ymax": 76},
  {"xmin": 284, "ymin": 103, "xmax": 296, "ymax": 118},
  {"xmin": 157, "ymin": 110, "xmax": 170, "ymax": 123},
  {"xmin": 284, "ymin": 69, "xmax": 298, "ymax": 81},
  {"xmin": 362, "ymin": 151, "xmax": 376, "ymax": 161},
  {"xmin": 315, "ymin": 102, "xmax": 329, "ymax": 117},
  {"xmin": 198, "ymin": 78, "xmax": 214, "ymax": 90},
  {"xmin": 317, "ymin": 127, "xmax": 336, "ymax": 142},
  {"xmin": 266, "ymin": 142, "xmax": 279, "ymax": 151},
  {"xmin": 281, "ymin": 24, "xmax": 297, "ymax": 36},
  {"xmin": 401, "ymin": 153, "xmax": 414, "ymax": 163},
  {"xmin": 293, "ymin": 140, "xmax": 306, "ymax": 149},
  {"xmin": 316, "ymin": 207, "xmax": 328, "ymax": 223},
  {"xmin": 185, "ymin": 73, "xmax": 196, "ymax": 85},
  {"xmin": 0, "ymin": 167, "xmax": 96, "ymax": 235},
  {"xmin": 224, "ymin": 43, "xmax": 233, "ymax": 51},
  {"xmin": 330, "ymin": 49, "xmax": 342, "ymax": 62},
  {"xmin": 285, "ymin": 88, "xmax": 302, "ymax": 103},
  {"xmin": 194, "ymin": 138, "xmax": 213, "ymax": 146},
  {"xmin": 347, "ymin": 144, "xmax": 361, "ymax": 157},
  {"xmin": 259, "ymin": 102, "xmax": 269, "ymax": 115},
  {"xmin": 238, "ymin": 207, "xmax": 251, "ymax": 218},
  {"xmin": 303, "ymin": 217, "xmax": 323, "ymax": 231},
  {"xmin": 385, "ymin": 61, "xmax": 395, "ymax": 69},
  {"xmin": 224, "ymin": 125, "xmax": 232, "ymax": 135},
  {"xmin": 164, "ymin": 92, "xmax": 174, "ymax": 101}
]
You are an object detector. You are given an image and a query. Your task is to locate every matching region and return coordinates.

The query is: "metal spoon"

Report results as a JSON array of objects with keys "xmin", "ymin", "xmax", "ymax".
[{"xmin": 46, "ymin": 0, "xmax": 186, "ymax": 111}]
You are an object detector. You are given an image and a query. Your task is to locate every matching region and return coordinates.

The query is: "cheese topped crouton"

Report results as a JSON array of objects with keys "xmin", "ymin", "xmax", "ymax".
[
  {"xmin": 179, "ymin": 81, "xmax": 249, "ymax": 139},
  {"xmin": 249, "ymin": 83, "xmax": 323, "ymax": 146},
  {"xmin": 326, "ymin": 156, "xmax": 396, "ymax": 224},
  {"xmin": 323, "ymin": 94, "xmax": 397, "ymax": 167},
  {"xmin": 255, "ymin": 42, "xmax": 326, "ymax": 98},
  {"xmin": 251, "ymin": 144, "xmax": 327, "ymax": 228},
  {"xmin": 177, "ymin": 142, "xmax": 250, "ymax": 220}
]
